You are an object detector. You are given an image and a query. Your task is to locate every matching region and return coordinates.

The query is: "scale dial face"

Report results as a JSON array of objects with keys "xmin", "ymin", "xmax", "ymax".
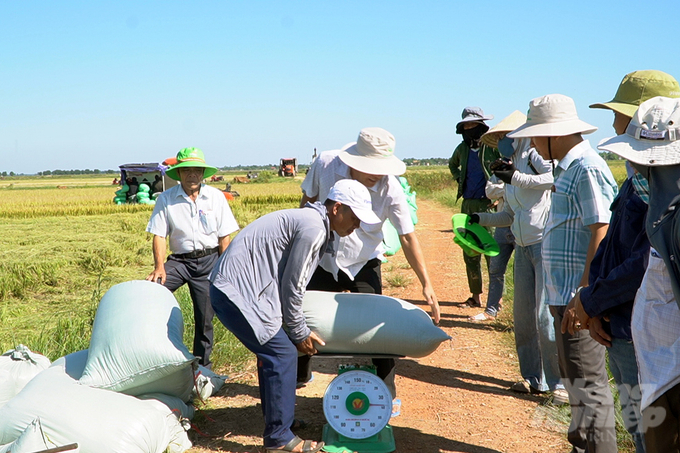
[{"xmin": 323, "ymin": 370, "xmax": 392, "ymax": 439}]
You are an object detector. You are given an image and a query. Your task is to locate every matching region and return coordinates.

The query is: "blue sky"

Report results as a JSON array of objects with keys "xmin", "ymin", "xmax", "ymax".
[{"xmin": 2, "ymin": 1, "xmax": 680, "ymax": 174}]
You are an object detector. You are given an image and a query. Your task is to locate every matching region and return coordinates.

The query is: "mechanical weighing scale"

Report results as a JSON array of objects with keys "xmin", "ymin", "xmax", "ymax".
[{"xmin": 318, "ymin": 357, "xmax": 401, "ymax": 453}]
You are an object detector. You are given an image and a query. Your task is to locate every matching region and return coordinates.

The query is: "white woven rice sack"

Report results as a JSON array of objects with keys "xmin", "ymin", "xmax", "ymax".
[
  {"xmin": 78, "ymin": 280, "xmax": 197, "ymax": 401},
  {"xmin": 138, "ymin": 393, "xmax": 196, "ymax": 420},
  {"xmin": 50, "ymin": 349, "xmax": 89, "ymax": 379},
  {"xmin": 0, "ymin": 366, "xmax": 190, "ymax": 453},
  {"xmin": 193, "ymin": 365, "xmax": 228, "ymax": 401},
  {"xmin": 302, "ymin": 291, "xmax": 451, "ymax": 357},
  {"xmin": 50, "ymin": 350, "xmax": 197, "ymax": 420},
  {"xmin": 0, "ymin": 418, "xmax": 77, "ymax": 453},
  {"xmin": 0, "ymin": 371, "xmax": 12, "ymax": 410},
  {"xmin": 0, "ymin": 345, "xmax": 51, "ymax": 408}
]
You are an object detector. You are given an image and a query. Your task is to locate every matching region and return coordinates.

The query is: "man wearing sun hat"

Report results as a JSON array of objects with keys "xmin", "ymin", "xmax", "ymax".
[
  {"xmin": 209, "ymin": 179, "xmax": 380, "ymax": 453},
  {"xmin": 449, "ymin": 107, "xmax": 501, "ymax": 308},
  {"xmin": 298, "ymin": 127, "xmax": 439, "ymax": 412},
  {"xmin": 146, "ymin": 147, "xmax": 239, "ymax": 368},
  {"xmin": 563, "ymin": 70, "xmax": 680, "ymax": 453},
  {"xmin": 508, "ymin": 94, "xmax": 619, "ymax": 452},
  {"xmin": 470, "ymin": 110, "xmax": 565, "ymax": 402},
  {"xmin": 599, "ymin": 95, "xmax": 680, "ymax": 452}
]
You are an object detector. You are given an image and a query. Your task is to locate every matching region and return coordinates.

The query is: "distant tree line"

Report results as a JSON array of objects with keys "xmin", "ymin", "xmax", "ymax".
[
  {"xmin": 402, "ymin": 158, "xmax": 450, "ymax": 166},
  {"xmin": 36, "ymin": 169, "xmax": 117, "ymax": 176},
  {"xmin": 599, "ymin": 151, "xmax": 623, "ymax": 161}
]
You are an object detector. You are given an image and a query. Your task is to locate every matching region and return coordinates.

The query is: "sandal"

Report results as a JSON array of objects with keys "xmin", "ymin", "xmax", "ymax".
[
  {"xmin": 266, "ymin": 435, "xmax": 324, "ymax": 453},
  {"xmin": 464, "ymin": 297, "xmax": 481, "ymax": 308},
  {"xmin": 469, "ymin": 312, "xmax": 495, "ymax": 322},
  {"xmin": 290, "ymin": 418, "xmax": 308, "ymax": 430}
]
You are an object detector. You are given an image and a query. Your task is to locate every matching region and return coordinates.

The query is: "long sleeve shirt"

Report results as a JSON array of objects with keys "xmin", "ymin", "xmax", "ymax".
[
  {"xmin": 477, "ymin": 140, "xmax": 553, "ymax": 247},
  {"xmin": 209, "ymin": 202, "xmax": 331, "ymax": 345},
  {"xmin": 579, "ymin": 178, "xmax": 649, "ymax": 340}
]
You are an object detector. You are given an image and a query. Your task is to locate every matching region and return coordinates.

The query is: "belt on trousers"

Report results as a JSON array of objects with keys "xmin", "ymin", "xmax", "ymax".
[{"xmin": 172, "ymin": 247, "xmax": 219, "ymax": 259}]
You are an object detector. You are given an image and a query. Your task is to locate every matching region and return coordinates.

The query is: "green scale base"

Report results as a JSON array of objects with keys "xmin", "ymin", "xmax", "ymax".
[{"xmin": 322, "ymin": 424, "xmax": 395, "ymax": 453}]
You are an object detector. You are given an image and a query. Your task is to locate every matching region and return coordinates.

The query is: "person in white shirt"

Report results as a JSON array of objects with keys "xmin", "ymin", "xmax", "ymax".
[
  {"xmin": 297, "ymin": 127, "xmax": 439, "ymax": 415},
  {"xmin": 146, "ymin": 147, "xmax": 239, "ymax": 369}
]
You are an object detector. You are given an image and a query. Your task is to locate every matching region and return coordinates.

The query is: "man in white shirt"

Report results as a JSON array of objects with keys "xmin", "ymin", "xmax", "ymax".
[
  {"xmin": 298, "ymin": 127, "xmax": 439, "ymax": 414},
  {"xmin": 146, "ymin": 147, "xmax": 239, "ymax": 369}
]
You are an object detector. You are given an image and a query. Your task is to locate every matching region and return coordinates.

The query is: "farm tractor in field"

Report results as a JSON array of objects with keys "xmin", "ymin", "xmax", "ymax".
[{"xmin": 278, "ymin": 158, "xmax": 298, "ymax": 177}]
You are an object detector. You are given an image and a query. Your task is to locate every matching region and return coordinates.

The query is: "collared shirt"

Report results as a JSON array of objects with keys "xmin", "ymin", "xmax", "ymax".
[
  {"xmin": 146, "ymin": 184, "xmax": 239, "ymax": 254},
  {"xmin": 301, "ymin": 149, "xmax": 414, "ymax": 279},
  {"xmin": 632, "ymin": 250, "xmax": 680, "ymax": 410},
  {"xmin": 542, "ymin": 140, "xmax": 618, "ymax": 306},
  {"xmin": 209, "ymin": 202, "xmax": 331, "ymax": 345}
]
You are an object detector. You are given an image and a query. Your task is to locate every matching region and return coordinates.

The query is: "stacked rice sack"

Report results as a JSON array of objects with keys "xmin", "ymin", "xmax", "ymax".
[
  {"xmin": 0, "ymin": 345, "xmax": 50, "ymax": 408},
  {"xmin": 136, "ymin": 183, "xmax": 156, "ymax": 205},
  {"xmin": 113, "ymin": 184, "xmax": 128, "ymax": 204},
  {"xmin": 0, "ymin": 418, "xmax": 76, "ymax": 453},
  {"xmin": 0, "ymin": 280, "xmax": 229, "ymax": 453}
]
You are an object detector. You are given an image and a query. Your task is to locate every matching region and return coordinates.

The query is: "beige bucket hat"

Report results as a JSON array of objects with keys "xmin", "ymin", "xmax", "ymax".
[
  {"xmin": 507, "ymin": 94, "xmax": 597, "ymax": 138},
  {"xmin": 598, "ymin": 96, "xmax": 680, "ymax": 166},
  {"xmin": 339, "ymin": 127, "xmax": 406, "ymax": 176},
  {"xmin": 481, "ymin": 110, "xmax": 528, "ymax": 148}
]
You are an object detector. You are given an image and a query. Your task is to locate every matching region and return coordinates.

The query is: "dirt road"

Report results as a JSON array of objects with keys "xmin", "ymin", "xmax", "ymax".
[{"xmin": 189, "ymin": 199, "xmax": 569, "ymax": 453}]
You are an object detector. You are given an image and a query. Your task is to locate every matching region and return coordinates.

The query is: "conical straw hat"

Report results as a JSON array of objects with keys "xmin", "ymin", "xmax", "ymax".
[{"xmin": 481, "ymin": 110, "xmax": 527, "ymax": 148}]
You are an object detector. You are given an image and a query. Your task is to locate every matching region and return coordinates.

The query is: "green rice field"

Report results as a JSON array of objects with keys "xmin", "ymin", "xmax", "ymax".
[{"xmin": 0, "ymin": 161, "xmax": 628, "ymax": 373}]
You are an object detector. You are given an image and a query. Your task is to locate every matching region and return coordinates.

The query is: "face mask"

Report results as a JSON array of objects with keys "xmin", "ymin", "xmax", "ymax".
[
  {"xmin": 497, "ymin": 136, "xmax": 515, "ymax": 157},
  {"xmin": 462, "ymin": 124, "xmax": 488, "ymax": 148}
]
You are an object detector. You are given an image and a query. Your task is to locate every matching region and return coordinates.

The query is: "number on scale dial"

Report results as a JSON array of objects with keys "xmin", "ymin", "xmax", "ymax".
[{"xmin": 322, "ymin": 370, "xmax": 392, "ymax": 439}]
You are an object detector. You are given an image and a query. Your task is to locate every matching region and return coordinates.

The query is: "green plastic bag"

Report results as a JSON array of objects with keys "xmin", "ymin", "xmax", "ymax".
[
  {"xmin": 399, "ymin": 176, "xmax": 418, "ymax": 225},
  {"xmin": 382, "ymin": 220, "xmax": 401, "ymax": 256}
]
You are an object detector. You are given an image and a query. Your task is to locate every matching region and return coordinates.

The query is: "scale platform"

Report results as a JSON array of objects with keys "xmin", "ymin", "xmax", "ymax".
[{"xmin": 322, "ymin": 424, "xmax": 395, "ymax": 453}]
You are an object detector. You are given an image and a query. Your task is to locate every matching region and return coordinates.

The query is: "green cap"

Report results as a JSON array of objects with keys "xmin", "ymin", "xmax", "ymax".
[
  {"xmin": 451, "ymin": 214, "xmax": 499, "ymax": 257},
  {"xmin": 590, "ymin": 70, "xmax": 680, "ymax": 117},
  {"xmin": 165, "ymin": 147, "xmax": 218, "ymax": 181}
]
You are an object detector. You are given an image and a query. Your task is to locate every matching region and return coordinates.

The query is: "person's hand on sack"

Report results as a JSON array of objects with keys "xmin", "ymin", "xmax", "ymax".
[{"xmin": 296, "ymin": 331, "xmax": 325, "ymax": 355}]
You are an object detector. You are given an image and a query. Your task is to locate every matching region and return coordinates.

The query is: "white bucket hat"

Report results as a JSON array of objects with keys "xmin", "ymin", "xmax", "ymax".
[
  {"xmin": 598, "ymin": 96, "xmax": 680, "ymax": 166},
  {"xmin": 507, "ymin": 94, "xmax": 597, "ymax": 138},
  {"xmin": 327, "ymin": 179, "xmax": 381, "ymax": 224},
  {"xmin": 338, "ymin": 127, "xmax": 406, "ymax": 176},
  {"xmin": 481, "ymin": 110, "xmax": 527, "ymax": 148}
]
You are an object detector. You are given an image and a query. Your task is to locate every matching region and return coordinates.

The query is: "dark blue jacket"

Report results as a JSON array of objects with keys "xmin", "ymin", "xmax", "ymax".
[{"xmin": 579, "ymin": 178, "xmax": 649, "ymax": 341}]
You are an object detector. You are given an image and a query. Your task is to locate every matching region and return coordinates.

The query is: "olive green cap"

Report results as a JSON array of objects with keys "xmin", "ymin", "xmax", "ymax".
[{"xmin": 590, "ymin": 70, "xmax": 680, "ymax": 117}]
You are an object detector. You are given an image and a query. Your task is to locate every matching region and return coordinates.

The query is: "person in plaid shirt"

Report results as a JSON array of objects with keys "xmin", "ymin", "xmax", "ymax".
[{"xmin": 508, "ymin": 94, "xmax": 619, "ymax": 452}]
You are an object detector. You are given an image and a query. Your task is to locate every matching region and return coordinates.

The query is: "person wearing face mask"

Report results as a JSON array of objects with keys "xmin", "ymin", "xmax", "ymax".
[
  {"xmin": 449, "ymin": 107, "xmax": 501, "ymax": 307},
  {"xmin": 467, "ymin": 111, "xmax": 565, "ymax": 403}
]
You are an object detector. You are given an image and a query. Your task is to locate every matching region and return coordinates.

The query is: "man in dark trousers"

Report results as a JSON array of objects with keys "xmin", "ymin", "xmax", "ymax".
[
  {"xmin": 209, "ymin": 179, "xmax": 380, "ymax": 453},
  {"xmin": 449, "ymin": 107, "xmax": 500, "ymax": 307},
  {"xmin": 146, "ymin": 147, "xmax": 239, "ymax": 368}
]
